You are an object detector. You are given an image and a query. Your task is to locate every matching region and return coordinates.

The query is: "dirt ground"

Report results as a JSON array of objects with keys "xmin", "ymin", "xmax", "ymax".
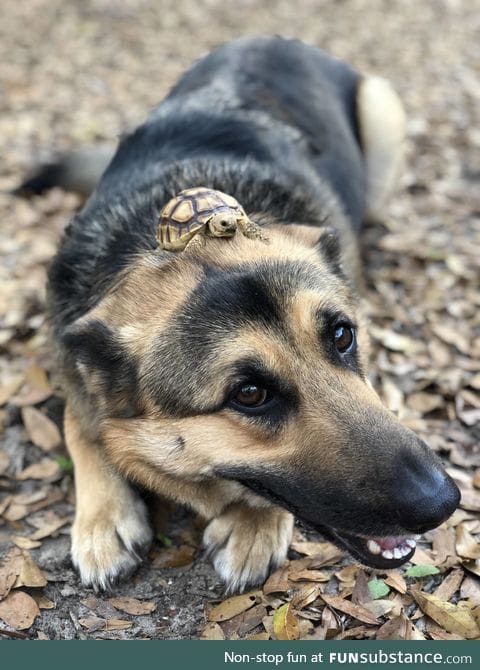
[{"xmin": 0, "ymin": 0, "xmax": 479, "ymax": 641}]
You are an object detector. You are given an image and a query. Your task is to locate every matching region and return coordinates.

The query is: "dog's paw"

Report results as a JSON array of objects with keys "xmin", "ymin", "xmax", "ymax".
[
  {"xmin": 203, "ymin": 504, "xmax": 294, "ymax": 593},
  {"xmin": 71, "ymin": 490, "xmax": 152, "ymax": 591}
]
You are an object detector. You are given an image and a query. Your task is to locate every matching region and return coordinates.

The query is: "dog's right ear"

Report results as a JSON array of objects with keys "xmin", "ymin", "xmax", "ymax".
[{"xmin": 61, "ymin": 319, "xmax": 140, "ymax": 418}]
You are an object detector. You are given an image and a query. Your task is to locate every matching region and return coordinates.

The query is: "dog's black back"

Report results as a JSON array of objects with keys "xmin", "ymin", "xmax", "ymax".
[{"xmin": 48, "ymin": 37, "xmax": 366, "ymax": 332}]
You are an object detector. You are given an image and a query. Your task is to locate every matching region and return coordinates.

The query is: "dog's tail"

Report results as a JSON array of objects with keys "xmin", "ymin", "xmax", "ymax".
[
  {"xmin": 356, "ymin": 76, "xmax": 406, "ymax": 222},
  {"xmin": 13, "ymin": 143, "xmax": 116, "ymax": 198}
]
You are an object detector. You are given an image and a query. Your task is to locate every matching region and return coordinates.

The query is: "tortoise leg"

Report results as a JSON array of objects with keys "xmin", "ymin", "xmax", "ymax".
[{"xmin": 237, "ymin": 217, "xmax": 269, "ymax": 244}]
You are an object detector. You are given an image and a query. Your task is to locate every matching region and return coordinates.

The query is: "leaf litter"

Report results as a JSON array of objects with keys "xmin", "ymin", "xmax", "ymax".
[{"xmin": 0, "ymin": 0, "xmax": 479, "ymax": 641}]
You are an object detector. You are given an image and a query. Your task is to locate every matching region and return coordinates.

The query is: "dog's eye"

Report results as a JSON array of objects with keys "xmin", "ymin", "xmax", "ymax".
[
  {"xmin": 233, "ymin": 384, "xmax": 269, "ymax": 407},
  {"xmin": 334, "ymin": 324, "xmax": 355, "ymax": 353}
]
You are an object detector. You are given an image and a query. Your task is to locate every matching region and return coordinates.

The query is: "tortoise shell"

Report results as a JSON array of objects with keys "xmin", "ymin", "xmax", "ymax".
[{"xmin": 157, "ymin": 187, "xmax": 248, "ymax": 251}]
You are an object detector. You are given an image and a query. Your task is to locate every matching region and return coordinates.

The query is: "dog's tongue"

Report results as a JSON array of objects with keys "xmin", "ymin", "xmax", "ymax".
[{"xmin": 376, "ymin": 536, "xmax": 407, "ymax": 550}]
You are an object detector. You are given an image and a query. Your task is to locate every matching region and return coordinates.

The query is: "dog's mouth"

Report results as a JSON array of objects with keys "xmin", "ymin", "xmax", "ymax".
[{"xmin": 327, "ymin": 527, "xmax": 419, "ymax": 569}]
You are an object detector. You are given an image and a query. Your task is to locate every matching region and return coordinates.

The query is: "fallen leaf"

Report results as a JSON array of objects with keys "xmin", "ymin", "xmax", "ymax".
[
  {"xmin": 288, "ymin": 569, "xmax": 330, "ymax": 583},
  {"xmin": 384, "ymin": 571, "xmax": 407, "ymax": 594},
  {"xmin": 17, "ymin": 458, "xmax": 61, "ymax": 481},
  {"xmin": 0, "ymin": 591, "xmax": 40, "ymax": 629},
  {"xmin": 13, "ymin": 551, "xmax": 47, "ymax": 588},
  {"xmin": 272, "ymin": 603, "xmax": 299, "ymax": 640},
  {"xmin": 352, "ymin": 569, "xmax": 372, "ymax": 604},
  {"xmin": 32, "ymin": 593, "xmax": 55, "ymax": 609},
  {"xmin": 150, "ymin": 544, "xmax": 195, "ymax": 568},
  {"xmin": 291, "ymin": 584, "xmax": 321, "ymax": 610},
  {"xmin": 410, "ymin": 546, "xmax": 437, "ymax": 565},
  {"xmin": 0, "ymin": 450, "xmax": 10, "ymax": 475},
  {"xmin": 79, "ymin": 616, "xmax": 105, "ymax": 632},
  {"xmin": 335, "ymin": 565, "xmax": 359, "ymax": 588},
  {"xmin": 21, "ymin": 406, "xmax": 62, "ymax": 451},
  {"xmin": 405, "ymin": 564, "xmax": 440, "ymax": 578},
  {"xmin": 105, "ymin": 619, "xmax": 132, "ymax": 631},
  {"xmin": 433, "ymin": 569, "xmax": 464, "ymax": 602},
  {"xmin": 200, "ymin": 622, "xmax": 224, "ymax": 640},
  {"xmin": 208, "ymin": 591, "xmax": 260, "ymax": 622},
  {"xmin": 290, "ymin": 541, "xmax": 345, "ymax": 565},
  {"xmin": 263, "ymin": 564, "xmax": 290, "ymax": 594},
  {"xmin": 412, "ymin": 589, "xmax": 480, "ymax": 639},
  {"xmin": 406, "ymin": 392, "xmax": 444, "ymax": 414},
  {"xmin": 320, "ymin": 594, "xmax": 379, "ymax": 625},
  {"xmin": 246, "ymin": 632, "xmax": 269, "ymax": 640},
  {"xmin": 364, "ymin": 599, "xmax": 395, "ymax": 618},
  {"xmin": 456, "ymin": 523, "xmax": 480, "ymax": 560},
  {"xmin": 0, "ymin": 548, "xmax": 23, "ymax": 598},
  {"xmin": 376, "ymin": 614, "xmax": 409, "ymax": 640},
  {"xmin": 460, "ymin": 576, "xmax": 480, "ymax": 606},
  {"xmin": 108, "ymin": 596, "xmax": 156, "ymax": 615},
  {"xmin": 30, "ymin": 516, "xmax": 70, "ymax": 540},
  {"xmin": 368, "ymin": 578, "xmax": 390, "ymax": 599},
  {"xmin": 0, "ymin": 375, "xmax": 24, "ymax": 406}
]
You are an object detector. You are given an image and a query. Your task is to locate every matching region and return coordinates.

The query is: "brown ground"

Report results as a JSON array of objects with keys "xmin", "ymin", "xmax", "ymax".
[{"xmin": 0, "ymin": 0, "xmax": 479, "ymax": 641}]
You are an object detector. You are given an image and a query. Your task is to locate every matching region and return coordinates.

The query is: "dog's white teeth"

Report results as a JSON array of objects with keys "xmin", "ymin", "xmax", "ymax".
[
  {"xmin": 393, "ymin": 547, "xmax": 402, "ymax": 559},
  {"xmin": 406, "ymin": 538, "xmax": 417, "ymax": 549},
  {"xmin": 367, "ymin": 540, "xmax": 381, "ymax": 555},
  {"xmin": 382, "ymin": 549, "xmax": 394, "ymax": 559},
  {"xmin": 413, "ymin": 534, "xmax": 421, "ymax": 540}
]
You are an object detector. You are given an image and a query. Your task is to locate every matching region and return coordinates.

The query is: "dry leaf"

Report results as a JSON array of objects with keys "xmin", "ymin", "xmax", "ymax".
[
  {"xmin": 108, "ymin": 596, "xmax": 156, "ymax": 615},
  {"xmin": 433, "ymin": 569, "xmax": 464, "ymax": 602},
  {"xmin": 272, "ymin": 603, "xmax": 299, "ymax": 640},
  {"xmin": 0, "ymin": 375, "xmax": 24, "ymax": 406},
  {"xmin": 456, "ymin": 523, "xmax": 480, "ymax": 560},
  {"xmin": 150, "ymin": 544, "xmax": 195, "ymax": 568},
  {"xmin": 208, "ymin": 591, "xmax": 260, "ymax": 622},
  {"xmin": 290, "ymin": 541, "xmax": 345, "ymax": 565},
  {"xmin": 376, "ymin": 614, "xmax": 409, "ymax": 640},
  {"xmin": 0, "ymin": 590, "xmax": 40, "ymax": 629},
  {"xmin": 30, "ymin": 516, "xmax": 70, "ymax": 540},
  {"xmin": 351, "ymin": 569, "xmax": 372, "ymax": 604},
  {"xmin": 0, "ymin": 450, "xmax": 10, "ymax": 475},
  {"xmin": 384, "ymin": 571, "xmax": 407, "ymax": 594},
  {"xmin": 460, "ymin": 576, "xmax": 480, "ymax": 606},
  {"xmin": 105, "ymin": 619, "xmax": 132, "ymax": 630},
  {"xmin": 200, "ymin": 622, "xmax": 224, "ymax": 640},
  {"xmin": 79, "ymin": 616, "xmax": 105, "ymax": 632},
  {"xmin": 364, "ymin": 599, "xmax": 395, "ymax": 618},
  {"xmin": 17, "ymin": 458, "xmax": 61, "ymax": 481},
  {"xmin": 32, "ymin": 593, "xmax": 55, "ymax": 609},
  {"xmin": 21, "ymin": 406, "xmax": 62, "ymax": 451},
  {"xmin": 410, "ymin": 546, "xmax": 437, "ymax": 565},
  {"xmin": 288, "ymin": 569, "xmax": 330, "ymax": 583},
  {"xmin": 335, "ymin": 565, "xmax": 359, "ymax": 587},
  {"xmin": 246, "ymin": 632, "xmax": 269, "ymax": 640},
  {"xmin": 412, "ymin": 589, "xmax": 480, "ymax": 639},
  {"xmin": 291, "ymin": 584, "xmax": 321, "ymax": 610},
  {"xmin": 320, "ymin": 594, "xmax": 379, "ymax": 625},
  {"xmin": 406, "ymin": 392, "xmax": 444, "ymax": 414},
  {"xmin": 13, "ymin": 551, "xmax": 47, "ymax": 588},
  {"xmin": 263, "ymin": 564, "xmax": 290, "ymax": 594},
  {"xmin": 0, "ymin": 548, "xmax": 23, "ymax": 599}
]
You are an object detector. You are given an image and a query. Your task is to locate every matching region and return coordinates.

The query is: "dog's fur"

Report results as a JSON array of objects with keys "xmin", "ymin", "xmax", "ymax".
[{"xmin": 24, "ymin": 37, "xmax": 459, "ymax": 592}]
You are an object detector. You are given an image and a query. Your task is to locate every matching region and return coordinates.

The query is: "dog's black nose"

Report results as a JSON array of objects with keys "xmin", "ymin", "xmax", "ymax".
[{"xmin": 392, "ymin": 448, "xmax": 460, "ymax": 533}]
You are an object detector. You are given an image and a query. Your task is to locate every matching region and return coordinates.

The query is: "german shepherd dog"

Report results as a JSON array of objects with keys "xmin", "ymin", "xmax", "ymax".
[{"xmin": 23, "ymin": 37, "xmax": 459, "ymax": 592}]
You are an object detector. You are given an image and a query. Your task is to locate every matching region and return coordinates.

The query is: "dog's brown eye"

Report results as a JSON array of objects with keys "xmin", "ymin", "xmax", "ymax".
[
  {"xmin": 334, "ymin": 324, "xmax": 354, "ymax": 353},
  {"xmin": 234, "ymin": 384, "xmax": 268, "ymax": 407}
]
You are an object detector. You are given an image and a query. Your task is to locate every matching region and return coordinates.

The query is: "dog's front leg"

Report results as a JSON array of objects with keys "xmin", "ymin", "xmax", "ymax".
[
  {"xmin": 203, "ymin": 502, "xmax": 294, "ymax": 593},
  {"xmin": 64, "ymin": 404, "xmax": 153, "ymax": 590}
]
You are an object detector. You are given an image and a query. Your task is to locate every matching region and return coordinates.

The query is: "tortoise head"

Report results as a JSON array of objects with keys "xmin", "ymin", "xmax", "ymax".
[{"xmin": 206, "ymin": 211, "xmax": 239, "ymax": 238}]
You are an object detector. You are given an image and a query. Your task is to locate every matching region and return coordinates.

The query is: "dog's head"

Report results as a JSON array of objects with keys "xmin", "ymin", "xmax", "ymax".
[{"xmin": 63, "ymin": 222, "xmax": 459, "ymax": 569}]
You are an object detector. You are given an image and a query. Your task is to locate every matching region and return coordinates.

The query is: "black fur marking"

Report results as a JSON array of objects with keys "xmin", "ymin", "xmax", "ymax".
[
  {"xmin": 62, "ymin": 320, "xmax": 140, "ymax": 418},
  {"xmin": 146, "ymin": 261, "xmax": 323, "ymax": 416},
  {"xmin": 175, "ymin": 436, "xmax": 186, "ymax": 451}
]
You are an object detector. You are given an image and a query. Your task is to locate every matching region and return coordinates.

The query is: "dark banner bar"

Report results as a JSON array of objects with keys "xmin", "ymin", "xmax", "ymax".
[{"xmin": 1, "ymin": 641, "xmax": 479, "ymax": 670}]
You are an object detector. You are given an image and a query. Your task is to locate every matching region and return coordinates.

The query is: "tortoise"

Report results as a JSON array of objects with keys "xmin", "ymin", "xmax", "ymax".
[{"xmin": 156, "ymin": 187, "xmax": 267, "ymax": 252}]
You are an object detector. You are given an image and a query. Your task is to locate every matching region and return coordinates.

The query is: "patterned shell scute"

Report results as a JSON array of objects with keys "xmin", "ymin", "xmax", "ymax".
[{"xmin": 158, "ymin": 187, "xmax": 244, "ymax": 246}]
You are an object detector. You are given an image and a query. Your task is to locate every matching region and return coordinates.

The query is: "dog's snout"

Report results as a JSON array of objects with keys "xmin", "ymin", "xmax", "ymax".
[{"xmin": 392, "ymin": 446, "xmax": 460, "ymax": 533}]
